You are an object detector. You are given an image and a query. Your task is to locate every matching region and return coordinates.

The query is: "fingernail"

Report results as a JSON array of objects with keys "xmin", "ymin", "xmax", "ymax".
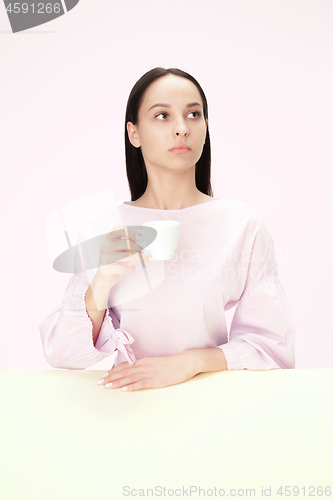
[
  {"xmin": 102, "ymin": 372, "xmax": 109, "ymax": 378},
  {"xmin": 97, "ymin": 378, "xmax": 105, "ymax": 385},
  {"xmin": 105, "ymin": 382, "xmax": 113, "ymax": 388},
  {"xmin": 135, "ymin": 234, "xmax": 143, "ymax": 242},
  {"xmin": 121, "ymin": 386, "xmax": 128, "ymax": 391}
]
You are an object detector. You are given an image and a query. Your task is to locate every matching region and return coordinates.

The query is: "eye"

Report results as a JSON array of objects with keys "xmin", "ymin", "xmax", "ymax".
[
  {"xmin": 189, "ymin": 111, "xmax": 202, "ymax": 118},
  {"xmin": 155, "ymin": 112, "xmax": 168, "ymax": 120},
  {"xmin": 154, "ymin": 111, "xmax": 202, "ymax": 120}
]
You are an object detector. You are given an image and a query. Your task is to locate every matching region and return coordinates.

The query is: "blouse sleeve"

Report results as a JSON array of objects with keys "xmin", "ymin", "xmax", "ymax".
[
  {"xmin": 39, "ymin": 274, "xmax": 136, "ymax": 370},
  {"xmin": 218, "ymin": 217, "xmax": 296, "ymax": 370}
]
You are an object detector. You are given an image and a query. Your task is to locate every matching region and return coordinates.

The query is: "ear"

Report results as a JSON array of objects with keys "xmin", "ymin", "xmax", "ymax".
[{"xmin": 127, "ymin": 122, "xmax": 141, "ymax": 148}]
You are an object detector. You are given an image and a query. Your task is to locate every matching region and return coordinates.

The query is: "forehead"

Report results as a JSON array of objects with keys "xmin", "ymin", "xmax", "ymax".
[{"xmin": 141, "ymin": 75, "xmax": 202, "ymax": 109}]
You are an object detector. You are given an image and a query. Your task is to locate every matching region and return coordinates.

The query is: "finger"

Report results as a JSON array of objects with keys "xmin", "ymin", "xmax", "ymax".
[
  {"xmin": 102, "ymin": 368, "xmax": 148, "ymax": 387},
  {"xmin": 96, "ymin": 364, "xmax": 130, "ymax": 385},
  {"xmin": 124, "ymin": 225, "xmax": 144, "ymax": 243},
  {"xmin": 122, "ymin": 379, "xmax": 156, "ymax": 391},
  {"xmin": 105, "ymin": 376, "xmax": 153, "ymax": 391},
  {"xmin": 99, "ymin": 250, "xmax": 152, "ymax": 267},
  {"xmin": 103, "ymin": 236, "xmax": 144, "ymax": 254},
  {"xmin": 108, "ymin": 226, "xmax": 143, "ymax": 245},
  {"xmin": 99, "ymin": 245, "xmax": 151, "ymax": 262},
  {"xmin": 105, "ymin": 358, "xmax": 146, "ymax": 376},
  {"xmin": 102, "ymin": 240, "xmax": 148, "ymax": 264},
  {"xmin": 104, "ymin": 373, "xmax": 140, "ymax": 389}
]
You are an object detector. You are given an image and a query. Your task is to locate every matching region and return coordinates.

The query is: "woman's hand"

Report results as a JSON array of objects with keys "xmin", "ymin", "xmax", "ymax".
[
  {"xmin": 97, "ymin": 350, "xmax": 200, "ymax": 392},
  {"xmin": 97, "ymin": 224, "xmax": 152, "ymax": 286}
]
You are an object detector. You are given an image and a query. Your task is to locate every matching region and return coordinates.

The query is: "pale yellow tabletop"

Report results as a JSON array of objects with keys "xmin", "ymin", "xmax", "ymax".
[{"xmin": 1, "ymin": 369, "xmax": 332, "ymax": 500}]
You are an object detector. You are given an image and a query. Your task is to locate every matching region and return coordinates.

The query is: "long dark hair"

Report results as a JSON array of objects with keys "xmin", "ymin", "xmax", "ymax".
[{"xmin": 124, "ymin": 67, "xmax": 213, "ymax": 201}]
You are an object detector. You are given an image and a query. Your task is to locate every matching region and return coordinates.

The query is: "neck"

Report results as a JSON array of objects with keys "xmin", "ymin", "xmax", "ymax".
[{"xmin": 137, "ymin": 167, "xmax": 208, "ymax": 210}]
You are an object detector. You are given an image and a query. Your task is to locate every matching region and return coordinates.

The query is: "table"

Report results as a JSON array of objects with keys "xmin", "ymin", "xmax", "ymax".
[{"xmin": 1, "ymin": 369, "xmax": 332, "ymax": 500}]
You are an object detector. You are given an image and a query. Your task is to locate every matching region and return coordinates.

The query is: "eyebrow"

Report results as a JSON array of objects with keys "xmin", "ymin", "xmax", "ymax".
[{"xmin": 148, "ymin": 102, "xmax": 202, "ymax": 112}]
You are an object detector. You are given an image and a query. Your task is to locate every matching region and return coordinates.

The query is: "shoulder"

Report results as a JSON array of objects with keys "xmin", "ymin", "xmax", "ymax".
[
  {"xmin": 215, "ymin": 199, "xmax": 264, "ymax": 223},
  {"xmin": 215, "ymin": 200, "xmax": 275, "ymax": 245}
]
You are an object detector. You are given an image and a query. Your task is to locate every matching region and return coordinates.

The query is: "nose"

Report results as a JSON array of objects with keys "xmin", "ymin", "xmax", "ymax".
[{"xmin": 173, "ymin": 116, "xmax": 189, "ymax": 137}]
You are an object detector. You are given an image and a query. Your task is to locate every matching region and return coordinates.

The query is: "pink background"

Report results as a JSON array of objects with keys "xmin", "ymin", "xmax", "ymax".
[{"xmin": 0, "ymin": 0, "xmax": 332, "ymax": 369}]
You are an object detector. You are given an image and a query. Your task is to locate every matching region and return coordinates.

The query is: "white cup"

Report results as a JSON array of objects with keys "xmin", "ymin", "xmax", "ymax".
[{"xmin": 140, "ymin": 220, "xmax": 181, "ymax": 260}]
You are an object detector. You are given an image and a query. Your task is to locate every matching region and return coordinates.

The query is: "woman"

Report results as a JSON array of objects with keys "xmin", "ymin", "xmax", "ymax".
[{"xmin": 40, "ymin": 67, "xmax": 296, "ymax": 391}]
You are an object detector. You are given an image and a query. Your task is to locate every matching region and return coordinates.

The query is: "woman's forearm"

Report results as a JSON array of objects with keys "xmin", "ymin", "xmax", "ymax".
[
  {"xmin": 190, "ymin": 347, "xmax": 228, "ymax": 374},
  {"xmin": 85, "ymin": 272, "xmax": 114, "ymax": 346}
]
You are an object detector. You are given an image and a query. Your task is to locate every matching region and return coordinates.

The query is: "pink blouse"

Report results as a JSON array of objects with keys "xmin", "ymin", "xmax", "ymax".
[{"xmin": 40, "ymin": 199, "xmax": 296, "ymax": 370}]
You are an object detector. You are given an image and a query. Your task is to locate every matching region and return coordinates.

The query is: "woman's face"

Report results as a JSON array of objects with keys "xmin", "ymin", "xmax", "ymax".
[{"xmin": 127, "ymin": 74, "xmax": 208, "ymax": 173}]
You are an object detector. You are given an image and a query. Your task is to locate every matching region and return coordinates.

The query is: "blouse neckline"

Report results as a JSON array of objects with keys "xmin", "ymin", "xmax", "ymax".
[{"xmin": 122, "ymin": 198, "xmax": 223, "ymax": 212}]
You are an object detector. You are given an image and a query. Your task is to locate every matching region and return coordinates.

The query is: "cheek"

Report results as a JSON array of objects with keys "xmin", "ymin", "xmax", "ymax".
[
  {"xmin": 198, "ymin": 124, "xmax": 208, "ymax": 142},
  {"xmin": 144, "ymin": 129, "xmax": 164, "ymax": 149},
  {"xmin": 140, "ymin": 133, "xmax": 163, "ymax": 157}
]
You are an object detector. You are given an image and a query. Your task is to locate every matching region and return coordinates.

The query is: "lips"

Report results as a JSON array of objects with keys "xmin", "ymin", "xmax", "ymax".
[{"xmin": 170, "ymin": 145, "xmax": 191, "ymax": 152}]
